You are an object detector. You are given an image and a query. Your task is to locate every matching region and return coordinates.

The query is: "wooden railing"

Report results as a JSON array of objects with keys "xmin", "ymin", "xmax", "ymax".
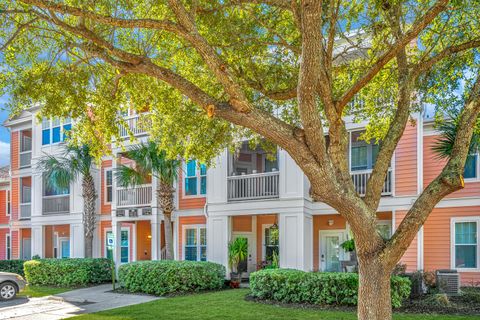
[
  {"xmin": 43, "ymin": 195, "xmax": 70, "ymax": 214},
  {"xmin": 227, "ymin": 171, "xmax": 279, "ymax": 201},
  {"xmin": 118, "ymin": 114, "xmax": 150, "ymax": 138},
  {"xmin": 351, "ymin": 168, "xmax": 392, "ymax": 196},
  {"xmin": 116, "ymin": 184, "xmax": 152, "ymax": 207}
]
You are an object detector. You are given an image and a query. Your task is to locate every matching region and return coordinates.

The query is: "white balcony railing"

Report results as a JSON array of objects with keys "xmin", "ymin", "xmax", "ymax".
[
  {"xmin": 118, "ymin": 114, "xmax": 150, "ymax": 138},
  {"xmin": 20, "ymin": 203, "xmax": 31, "ymax": 219},
  {"xmin": 19, "ymin": 151, "xmax": 32, "ymax": 168},
  {"xmin": 43, "ymin": 195, "xmax": 70, "ymax": 214},
  {"xmin": 351, "ymin": 168, "xmax": 392, "ymax": 196},
  {"xmin": 227, "ymin": 171, "xmax": 280, "ymax": 201},
  {"xmin": 117, "ymin": 184, "xmax": 152, "ymax": 207}
]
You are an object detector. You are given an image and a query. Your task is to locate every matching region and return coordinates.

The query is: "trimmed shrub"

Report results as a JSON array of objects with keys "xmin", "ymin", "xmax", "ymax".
[
  {"xmin": 118, "ymin": 260, "xmax": 225, "ymax": 296},
  {"xmin": 24, "ymin": 258, "xmax": 112, "ymax": 287},
  {"xmin": 0, "ymin": 260, "xmax": 26, "ymax": 276},
  {"xmin": 250, "ymin": 269, "xmax": 411, "ymax": 308}
]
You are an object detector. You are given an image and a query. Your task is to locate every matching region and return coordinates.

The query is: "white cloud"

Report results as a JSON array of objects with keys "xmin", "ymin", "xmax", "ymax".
[{"xmin": 0, "ymin": 140, "xmax": 10, "ymax": 166}]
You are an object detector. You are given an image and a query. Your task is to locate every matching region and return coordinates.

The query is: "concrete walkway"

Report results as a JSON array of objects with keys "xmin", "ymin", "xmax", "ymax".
[{"xmin": 0, "ymin": 284, "xmax": 160, "ymax": 319}]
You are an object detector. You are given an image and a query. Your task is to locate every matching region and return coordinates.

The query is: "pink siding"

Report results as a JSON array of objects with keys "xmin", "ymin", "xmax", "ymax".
[
  {"xmin": 395, "ymin": 122, "xmax": 418, "ymax": 196},
  {"xmin": 11, "ymin": 230, "xmax": 19, "ymax": 259},
  {"xmin": 10, "ymin": 178, "xmax": 18, "ymax": 221},
  {"xmin": 10, "ymin": 131, "xmax": 19, "ymax": 171},
  {"xmin": 423, "ymin": 206, "xmax": 479, "ymax": 285},
  {"xmin": 424, "ymin": 135, "xmax": 480, "ymax": 198},
  {"xmin": 0, "ymin": 190, "xmax": 8, "ymax": 224},
  {"xmin": 396, "ymin": 210, "xmax": 418, "ymax": 272},
  {"xmin": 0, "ymin": 228, "xmax": 9, "ymax": 260}
]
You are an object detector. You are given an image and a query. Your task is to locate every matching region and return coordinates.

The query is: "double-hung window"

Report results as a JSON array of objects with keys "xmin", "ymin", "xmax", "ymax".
[
  {"xmin": 184, "ymin": 226, "xmax": 207, "ymax": 261},
  {"xmin": 453, "ymin": 219, "xmax": 479, "ymax": 269},
  {"xmin": 350, "ymin": 131, "xmax": 381, "ymax": 171},
  {"xmin": 42, "ymin": 117, "xmax": 72, "ymax": 145},
  {"xmin": 184, "ymin": 160, "xmax": 207, "ymax": 196},
  {"xmin": 464, "ymin": 154, "xmax": 478, "ymax": 179},
  {"xmin": 105, "ymin": 169, "xmax": 113, "ymax": 203}
]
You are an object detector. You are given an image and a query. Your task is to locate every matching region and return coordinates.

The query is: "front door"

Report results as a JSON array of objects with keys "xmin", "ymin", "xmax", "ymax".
[
  {"xmin": 22, "ymin": 238, "xmax": 31, "ymax": 260},
  {"xmin": 60, "ymin": 239, "xmax": 70, "ymax": 258},
  {"xmin": 232, "ymin": 233, "xmax": 256, "ymax": 277},
  {"xmin": 320, "ymin": 231, "xmax": 345, "ymax": 272}
]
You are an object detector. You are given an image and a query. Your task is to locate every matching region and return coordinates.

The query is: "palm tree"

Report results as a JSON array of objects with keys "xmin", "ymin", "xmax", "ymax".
[
  {"xmin": 433, "ymin": 109, "xmax": 480, "ymax": 159},
  {"xmin": 115, "ymin": 141, "xmax": 180, "ymax": 260},
  {"xmin": 38, "ymin": 144, "xmax": 97, "ymax": 257}
]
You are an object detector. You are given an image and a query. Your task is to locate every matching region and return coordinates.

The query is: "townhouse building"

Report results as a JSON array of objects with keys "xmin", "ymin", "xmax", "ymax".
[{"xmin": 1, "ymin": 108, "xmax": 479, "ymax": 286}]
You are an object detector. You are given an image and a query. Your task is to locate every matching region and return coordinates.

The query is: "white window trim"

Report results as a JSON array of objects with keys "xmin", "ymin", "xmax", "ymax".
[
  {"xmin": 104, "ymin": 227, "xmax": 131, "ymax": 264},
  {"xmin": 182, "ymin": 224, "xmax": 207, "ymax": 261},
  {"xmin": 5, "ymin": 233, "xmax": 11, "ymax": 260},
  {"xmin": 450, "ymin": 217, "xmax": 480, "ymax": 272},
  {"xmin": 348, "ymin": 130, "xmax": 391, "ymax": 173},
  {"xmin": 41, "ymin": 117, "xmax": 72, "ymax": 147},
  {"xmin": 104, "ymin": 168, "xmax": 113, "ymax": 204},
  {"xmin": 261, "ymin": 224, "xmax": 280, "ymax": 261},
  {"xmin": 182, "ymin": 161, "xmax": 206, "ymax": 198},
  {"xmin": 6, "ymin": 190, "xmax": 10, "ymax": 217},
  {"xmin": 463, "ymin": 153, "xmax": 480, "ymax": 183}
]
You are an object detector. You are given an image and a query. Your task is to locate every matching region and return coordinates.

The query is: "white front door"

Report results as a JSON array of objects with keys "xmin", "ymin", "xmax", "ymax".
[
  {"xmin": 232, "ymin": 233, "xmax": 256, "ymax": 276},
  {"xmin": 320, "ymin": 230, "xmax": 346, "ymax": 272}
]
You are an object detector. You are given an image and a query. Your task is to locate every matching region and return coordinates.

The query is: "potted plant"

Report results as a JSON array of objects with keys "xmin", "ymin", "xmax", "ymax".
[{"xmin": 228, "ymin": 237, "xmax": 248, "ymax": 288}]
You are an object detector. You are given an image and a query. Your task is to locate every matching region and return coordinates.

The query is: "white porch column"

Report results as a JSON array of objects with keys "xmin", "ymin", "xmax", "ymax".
[
  {"xmin": 207, "ymin": 215, "xmax": 231, "ymax": 275},
  {"xmin": 112, "ymin": 220, "xmax": 122, "ymax": 269},
  {"xmin": 92, "ymin": 220, "xmax": 102, "ymax": 258},
  {"xmin": 70, "ymin": 223, "xmax": 85, "ymax": 258},
  {"xmin": 279, "ymin": 212, "xmax": 313, "ymax": 271},
  {"xmin": 31, "ymin": 225, "xmax": 44, "ymax": 258},
  {"xmin": 151, "ymin": 216, "xmax": 161, "ymax": 260}
]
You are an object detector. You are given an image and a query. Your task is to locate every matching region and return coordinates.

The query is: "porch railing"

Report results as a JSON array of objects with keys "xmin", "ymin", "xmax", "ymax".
[
  {"xmin": 20, "ymin": 203, "xmax": 31, "ymax": 219},
  {"xmin": 118, "ymin": 114, "xmax": 150, "ymax": 138},
  {"xmin": 227, "ymin": 171, "xmax": 280, "ymax": 201},
  {"xmin": 116, "ymin": 184, "xmax": 152, "ymax": 207},
  {"xmin": 43, "ymin": 194, "xmax": 70, "ymax": 214},
  {"xmin": 351, "ymin": 168, "xmax": 392, "ymax": 196}
]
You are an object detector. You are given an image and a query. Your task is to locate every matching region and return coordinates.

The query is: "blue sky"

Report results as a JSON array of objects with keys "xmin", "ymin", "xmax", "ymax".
[{"xmin": 0, "ymin": 94, "xmax": 11, "ymax": 166}]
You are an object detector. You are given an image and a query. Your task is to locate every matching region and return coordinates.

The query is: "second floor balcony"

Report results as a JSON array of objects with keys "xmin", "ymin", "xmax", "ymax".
[
  {"xmin": 118, "ymin": 113, "xmax": 150, "ymax": 139},
  {"xmin": 351, "ymin": 168, "xmax": 393, "ymax": 196},
  {"xmin": 43, "ymin": 194, "xmax": 70, "ymax": 214},
  {"xmin": 116, "ymin": 184, "xmax": 152, "ymax": 208}
]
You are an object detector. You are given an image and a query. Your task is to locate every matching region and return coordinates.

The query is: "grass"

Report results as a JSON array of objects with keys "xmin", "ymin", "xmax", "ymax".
[
  {"xmin": 73, "ymin": 289, "xmax": 479, "ymax": 320},
  {"xmin": 18, "ymin": 285, "xmax": 72, "ymax": 298}
]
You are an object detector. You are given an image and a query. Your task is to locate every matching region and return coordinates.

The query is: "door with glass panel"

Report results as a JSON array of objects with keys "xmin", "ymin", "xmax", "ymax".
[
  {"xmin": 105, "ymin": 230, "xmax": 130, "ymax": 263},
  {"xmin": 233, "ymin": 234, "xmax": 256, "ymax": 277},
  {"xmin": 320, "ymin": 231, "xmax": 345, "ymax": 272}
]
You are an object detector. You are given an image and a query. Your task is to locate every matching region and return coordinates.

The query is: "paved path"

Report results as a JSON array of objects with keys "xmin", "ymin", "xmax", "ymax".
[{"xmin": 0, "ymin": 284, "xmax": 160, "ymax": 319}]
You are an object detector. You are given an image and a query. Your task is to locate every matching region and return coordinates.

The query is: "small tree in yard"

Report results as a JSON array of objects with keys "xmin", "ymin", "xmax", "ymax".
[
  {"xmin": 37, "ymin": 144, "xmax": 96, "ymax": 257},
  {"xmin": 115, "ymin": 141, "xmax": 180, "ymax": 260},
  {"xmin": 2, "ymin": 1, "xmax": 480, "ymax": 319}
]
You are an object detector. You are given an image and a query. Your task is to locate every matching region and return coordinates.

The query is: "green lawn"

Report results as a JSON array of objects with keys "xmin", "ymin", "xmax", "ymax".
[
  {"xmin": 18, "ymin": 285, "xmax": 72, "ymax": 298},
  {"xmin": 73, "ymin": 289, "xmax": 478, "ymax": 320}
]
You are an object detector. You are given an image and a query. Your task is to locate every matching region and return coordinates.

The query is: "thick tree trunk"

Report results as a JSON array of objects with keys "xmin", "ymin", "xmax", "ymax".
[
  {"xmin": 357, "ymin": 257, "xmax": 392, "ymax": 320},
  {"xmin": 158, "ymin": 182, "xmax": 175, "ymax": 260},
  {"xmin": 82, "ymin": 173, "xmax": 97, "ymax": 258},
  {"xmin": 163, "ymin": 212, "xmax": 174, "ymax": 260}
]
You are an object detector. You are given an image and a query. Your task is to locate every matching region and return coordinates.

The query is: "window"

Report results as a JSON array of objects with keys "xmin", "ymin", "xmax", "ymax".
[
  {"xmin": 6, "ymin": 234, "xmax": 11, "ymax": 260},
  {"xmin": 184, "ymin": 226, "xmax": 207, "ymax": 261},
  {"xmin": 184, "ymin": 160, "xmax": 207, "ymax": 196},
  {"xmin": 264, "ymin": 225, "xmax": 279, "ymax": 263},
  {"xmin": 350, "ymin": 131, "xmax": 381, "ymax": 171},
  {"xmin": 464, "ymin": 154, "xmax": 478, "ymax": 179},
  {"xmin": 454, "ymin": 220, "xmax": 478, "ymax": 269},
  {"xmin": 42, "ymin": 117, "xmax": 72, "ymax": 145},
  {"xmin": 377, "ymin": 221, "xmax": 392, "ymax": 240},
  {"xmin": 105, "ymin": 230, "xmax": 129, "ymax": 263},
  {"xmin": 43, "ymin": 175, "xmax": 70, "ymax": 196},
  {"xmin": 6, "ymin": 190, "xmax": 10, "ymax": 216},
  {"xmin": 105, "ymin": 169, "xmax": 113, "ymax": 203}
]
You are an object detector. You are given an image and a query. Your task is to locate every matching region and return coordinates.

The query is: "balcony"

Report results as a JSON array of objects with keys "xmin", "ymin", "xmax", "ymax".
[
  {"xmin": 351, "ymin": 168, "xmax": 392, "ymax": 196},
  {"xmin": 118, "ymin": 114, "xmax": 150, "ymax": 138},
  {"xmin": 117, "ymin": 184, "xmax": 152, "ymax": 208},
  {"xmin": 43, "ymin": 195, "xmax": 70, "ymax": 214},
  {"xmin": 227, "ymin": 171, "xmax": 280, "ymax": 201},
  {"xmin": 20, "ymin": 203, "xmax": 31, "ymax": 219}
]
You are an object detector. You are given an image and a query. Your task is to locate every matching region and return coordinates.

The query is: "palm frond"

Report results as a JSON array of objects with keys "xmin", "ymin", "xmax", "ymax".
[
  {"xmin": 37, "ymin": 154, "xmax": 75, "ymax": 189},
  {"xmin": 115, "ymin": 164, "xmax": 149, "ymax": 188}
]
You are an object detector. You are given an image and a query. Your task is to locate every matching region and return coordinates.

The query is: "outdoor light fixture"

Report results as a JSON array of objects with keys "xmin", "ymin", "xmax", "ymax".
[{"xmin": 328, "ymin": 219, "xmax": 334, "ymax": 226}]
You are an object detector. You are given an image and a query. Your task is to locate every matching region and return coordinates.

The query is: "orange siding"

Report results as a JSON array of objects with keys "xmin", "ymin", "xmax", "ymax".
[
  {"xmin": 0, "ymin": 190, "xmax": 8, "ymax": 224},
  {"xmin": 11, "ymin": 230, "xmax": 19, "ymax": 259},
  {"xmin": 313, "ymin": 214, "xmax": 347, "ymax": 271},
  {"xmin": 136, "ymin": 220, "xmax": 152, "ymax": 261},
  {"xmin": 232, "ymin": 216, "xmax": 252, "ymax": 232},
  {"xmin": 256, "ymin": 214, "xmax": 277, "ymax": 266},
  {"xmin": 0, "ymin": 228, "xmax": 9, "ymax": 259},
  {"xmin": 177, "ymin": 169, "xmax": 206, "ymax": 210},
  {"xmin": 178, "ymin": 216, "xmax": 206, "ymax": 260},
  {"xmin": 10, "ymin": 131, "xmax": 19, "ymax": 171},
  {"xmin": 101, "ymin": 160, "xmax": 112, "ymax": 214},
  {"xmin": 100, "ymin": 220, "xmax": 112, "ymax": 258},
  {"xmin": 424, "ymin": 135, "xmax": 480, "ymax": 198},
  {"xmin": 395, "ymin": 122, "xmax": 418, "ymax": 196},
  {"xmin": 10, "ymin": 178, "xmax": 19, "ymax": 221},
  {"xmin": 423, "ymin": 206, "xmax": 479, "ymax": 285},
  {"xmin": 396, "ymin": 210, "xmax": 418, "ymax": 272}
]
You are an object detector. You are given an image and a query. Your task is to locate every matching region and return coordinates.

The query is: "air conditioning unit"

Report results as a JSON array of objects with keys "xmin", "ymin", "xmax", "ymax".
[
  {"xmin": 141, "ymin": 208, "xmax": 152, "ymax": 216},
  {"xmin": 116, "ymin": 209, "xmax": 126, "ymax": 217},
  {"xmin": 128, "ymin": 209, "xmax": 138, "ymax": 217},
  {"xmin": 436, "ymin": 270, "xmax": 460, "ymax": 295}
]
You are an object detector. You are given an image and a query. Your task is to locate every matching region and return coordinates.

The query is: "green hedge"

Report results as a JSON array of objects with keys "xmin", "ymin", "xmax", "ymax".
[
  {"xmin": 250, "ymin": 269, "xmax": 411, "ymax": 308},
  {"xmin": 0, "ymin": 260, "xmax": 26, "ymax": 276},
  {"xmin": 24, "ymin": 258, "xmax": 112, "ymax": 287},
  {"xmin": 118, "ymin": 260, "xmax": 225, "ymax": 296}
]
